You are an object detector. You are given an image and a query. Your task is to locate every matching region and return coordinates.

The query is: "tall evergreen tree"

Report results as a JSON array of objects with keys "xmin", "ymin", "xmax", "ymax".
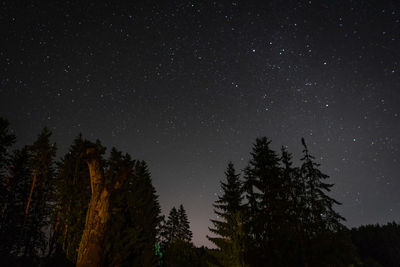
[
  {"xmin": 128, "ymin": 160, "xmax": 162, "ymax": 266},
  {"xmin": 278, "ymin": 146, "xmax": 304, "ymax": 266},
  {"xmin": 20, "ymin": 128, "xmax": 56, "ymax": 258},
  {"xmin": 104, "ymin": 153, "xmax": 162, "ymax": 266},
  {"xmin": 208, "ymin": 162, "xmax": 246, "ymax": 267},
  {"xmin": 242, "ymin": 137, "xmax": 282, "ymax": 265},
  {"xmin": 163, "ymin": 205, "xmax": 193, "ymax": 245},
  {"xmin": 177, "ymin": 204, "xmax": 192, "ymax": 242},
  {"xmin": 163, "ymin": 205, "xmax": 195, "ymax": 267},
  {"xmin": 300, "ymin": 138, "xmax": 344, "ymax": 232},
  {"xmin": 0, "ymin": 147, "xmax": 31, "ymax": 261},
  {"xmin": 0, "ymin": 117, "xmax": 17, "ymax": 258},
  {"xmin": 49, "ymin": 135, "xmax": 93, "ymax": 263},
  {"xmin": 299, "ymin": 138, "xmax": 357, "ymax": 266},
  {"xmin": 164, "ymin": 206, "xmax": 180, "ymax": 244}
]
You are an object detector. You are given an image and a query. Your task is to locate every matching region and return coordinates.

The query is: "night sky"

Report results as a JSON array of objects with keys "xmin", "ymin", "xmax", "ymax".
[{"xmin": 1, "ymin": 1, "xmax": 399, "ymax": 247}]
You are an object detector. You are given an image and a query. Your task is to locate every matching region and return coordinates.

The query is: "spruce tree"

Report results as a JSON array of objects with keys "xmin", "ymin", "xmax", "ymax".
[
  {"xmin": 208, "ymin": 162, "xmax": 246, "ymax": 267},
  {"xmin": 49, "ymin": 135, "xmax": 93, "ymax": 262},
  {"xmin": 163, "ymin": 205, "xmax": 195, "ymax": 267},
  {"xmin": 300, "ymin": 138, "xmax": 344, "ymax": 235},
  {"xmin": 164, "ymin": 205, "xmax": 192, "ymax": 245},
  {"xmin": 279, "ymin": 146, "xmax": 304, "ymax": 266},
  {"xmin": 165, "ymin": 206, "xmax": 180, "ymax": 243},
  {"xmin": 242, "ymin": 137, "xmax": 282, "ymax": 265},
  {"xmin": 299, "ymin": 138, "xmax": 357, "ymax": 265},
  {"xmin": 129, "ymin": 160, "xmax": 162, "ymax": 266},
  {"xmin": 177, "ymin": 204, "xmax": 192, "ymax": 242},
  {"xmin": 104, "ymin": 156, "xmax": 162, "ymax": 266}
]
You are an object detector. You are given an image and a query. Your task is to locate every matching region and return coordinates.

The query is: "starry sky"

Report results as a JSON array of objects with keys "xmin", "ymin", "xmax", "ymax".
[{"xmin": 1, "ymin": 1, "xmax": 399, "ymax": 247}]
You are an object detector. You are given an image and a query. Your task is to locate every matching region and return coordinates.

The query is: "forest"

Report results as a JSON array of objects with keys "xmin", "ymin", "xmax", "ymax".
[{"xmin": 0, "ymin": 116, "xmax": 399, "ymax": 267}]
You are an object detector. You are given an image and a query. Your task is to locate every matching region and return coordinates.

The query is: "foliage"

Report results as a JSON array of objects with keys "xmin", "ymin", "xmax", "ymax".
[
  {"xmin": 0, "ymin": 117, "xmax": 394, "ymax": 266},
  {"xmin": 105, "ymin": 155, "xmax": 162, "ymax": 266},
  {"xmin": 20, "ymin": 128, "xmax": 56, "ymax": 258},
  {"xmin": 208, "ymin": 162, "xmax": 246, "ymax": 267},
  {"xmin": 351, "ymin": 222, "xmax": 400, "ymax": 267},
  {"xmin": 0, "ymin": 147, "xmax": 31, "ymax": 258},
  {"xmin": 49, "ymin": 135, "xmax": 93, "ymax": 262}
]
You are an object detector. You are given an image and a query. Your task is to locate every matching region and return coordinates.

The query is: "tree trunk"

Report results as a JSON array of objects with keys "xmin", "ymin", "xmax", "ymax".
[
  {"xmin": 25, "ymin": 172, "xmax": 37, "ymax": 215},
  {"xmin": 76, "ymin": 148, "xmax": 131, "ymax": 267},
  {"xmin": 76, "ymin": 148, "xmax": 109, "ymax": 267},
  {"xmin": 18, "ymin": 172, "xmax": 38, "ymax": 253}
]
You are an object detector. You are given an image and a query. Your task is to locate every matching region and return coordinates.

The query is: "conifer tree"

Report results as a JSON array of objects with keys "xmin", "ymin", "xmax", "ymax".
[
  {"xmin": 242, "ymin": 137, "xmax": 282, "ymax": 265},
  {"xmin": 163, "ymin": 205, "xmax": 195, "ymax": 267},
  {"xmin": 49, "ymin": 135, "xmax": 93, "ymax": 262},
  {"xmin": 299, "ymin": 138, "xmax": 358, "ymax": 266},
  {"xmin": 0, "ymin": 117, "xmax": 17, "ymax": 258},
  {"xmin": 0, "ymin": 118, "xmax": 15, "ymax": 176},
  {"xmin": 0, "ymin": 147, "xmax": 31, "ymax": 260},
  {"xmin": 163, "ymin": 205, "xmax": 193, "ymax": 245},
  {"xmin": 208, "ymin": 162, "xmax": 246, "ymax": 267},
  {"xmin": 279, "ymin": 146, "xmax": 304, "ymax": 266},
  {"xmin": 103, "ymin": 153, "xmax": 162, "ymax": 266},
  {"xmin": 177, "ymin": 204, "xmax": 192, "ymax": 242},
  {"xmin": 300, "ymin": 138, "xmax": 345, "ymax": 234},
  {"xmin": 20, "ymin": 128, "xmax": 56, "ymax": 258},
  {"xmin": 128, "ymin": 160, "xmax": 162, "ymax": 266},
  {"xmin": 165, "ymin": 206, "xmax": 180, "ymax": 243}
]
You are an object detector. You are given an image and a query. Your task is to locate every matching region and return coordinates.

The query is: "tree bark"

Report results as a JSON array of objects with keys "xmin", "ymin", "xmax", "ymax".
[
  {"xmin": 76, "ymin": 148, "xmax": 131, "ymax": 267},
  {"xmin": 76, "ymin": 148, "xmax": 108, "ymax": 267},
  {"xmin": 25, "ymin": 172, "xmax": 37, "ymax": 216},
  {"xmin": 18, "ymin": 172, "xmax": 38, "ymax": 253}
]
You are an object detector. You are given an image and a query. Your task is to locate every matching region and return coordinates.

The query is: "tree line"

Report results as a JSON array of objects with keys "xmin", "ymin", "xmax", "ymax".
[{"xmin": 0, "ymin": 117, "xmax": 399, "ymax": 266}]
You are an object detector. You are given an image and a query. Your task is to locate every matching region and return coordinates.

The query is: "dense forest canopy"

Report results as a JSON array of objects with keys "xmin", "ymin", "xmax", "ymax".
[{"xmin": 0, "ymin": 117, "xmax": 399, "ymax": 266}]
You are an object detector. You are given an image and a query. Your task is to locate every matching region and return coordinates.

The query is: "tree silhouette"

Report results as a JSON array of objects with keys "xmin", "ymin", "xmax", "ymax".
[
  {"xmin": 177, "ymin": 204, "xmax": 192, "ymax": 242},
  {"xmin": 20, "ymin": 128, "xmax": 56, "ymax": 259},
  {"xmin": 48, "ymin": 135, "xmax": 92, "ymax": 262},
  {"xmin": 208, "ymin": 162, "xmax": 246, "ymax": 266}
]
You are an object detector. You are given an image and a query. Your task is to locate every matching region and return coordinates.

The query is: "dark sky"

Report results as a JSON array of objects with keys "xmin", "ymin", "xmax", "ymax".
[{"xmin": 1, "ymin": 1, "xmax": 399, "ymax": 247}]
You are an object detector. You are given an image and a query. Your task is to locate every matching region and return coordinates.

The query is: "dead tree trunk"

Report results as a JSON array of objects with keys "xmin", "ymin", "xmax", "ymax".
[{"xmin": 76, "ymin": 148, "xmax": 131, "ymax": 267}]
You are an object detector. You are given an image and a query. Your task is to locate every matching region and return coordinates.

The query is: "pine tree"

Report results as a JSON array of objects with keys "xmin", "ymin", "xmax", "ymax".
[
  {"xmin": 208, "ymin": 162, "xmax": 246, "ymax": 267},
  {"xmin": 242, "ymin": 137, "xmax": 282, "ymax": 265},
  {"xmin": 163, "ymin": 205, "xmax": 195, "ymax": 267},
  {"xmin": 20, "ymin": 128, "xmax": 56, "ymax": 258},
  {"xmin": 165, "ymin": 206, "xmax": 180, "ymax": 243},
  {"xmin": 97, "ymin": 150, "xmax": 162, "ymax": 266},
  {"xmin": 177, "ymin": 204, "xmax": 192, "ymax": 242},
  {"xmin": 163, "ymin": 205, "xmax": 192, "ymax": 245},
  {"xmin": 0, "ymin": 147, "xmax": 31, "ymax": 261},
  {"xmin": 49, "ymin": 135, "xmax": 93, "ymax": 262},
  {"xmin": 0, "ymin": 117, "xmax": 17, "ymax": 258},
  {"xmin": 279, "ymin": 146, "xmax": 304, "ymax": 266},
  {"xmin": 299, "ymin": 138, "xmax": 357, "ymax": 265},
  {"xmin": 300, "ymin": 138, "xmax": 344, "ymax": 235}
]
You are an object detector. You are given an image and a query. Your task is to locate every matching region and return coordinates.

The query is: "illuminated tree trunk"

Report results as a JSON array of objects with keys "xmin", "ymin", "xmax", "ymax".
[
  {"xmin": 76, "ymin": 148, "xmax": 108, "ymax": 267},
  {"xmin": 25, "ymin": 172, "xmax": 37, "ymax": 215},
  {"xmin": 76, "ymin": 148, "xmax": 130, "ymax": 267},
  {"xmin": 19, "ymin": 172, "xmax": 38, "ymax": 248}
]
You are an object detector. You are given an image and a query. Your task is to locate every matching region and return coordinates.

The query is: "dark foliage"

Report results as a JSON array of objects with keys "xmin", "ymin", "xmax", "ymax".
[
  {"xmin": 0, "ymin": 117, "xmax": 396, "ymax": 267},
  {"xmin": 208, "ymin": 162, "xmax": 246, "ymax": 266},
  {"xmin": 48, "ymin": 135, "xmax": 93, "ymax": 262},
  {"xmin": 351, "ymin": 222, "xmax": 400, "ymax": 267}
]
